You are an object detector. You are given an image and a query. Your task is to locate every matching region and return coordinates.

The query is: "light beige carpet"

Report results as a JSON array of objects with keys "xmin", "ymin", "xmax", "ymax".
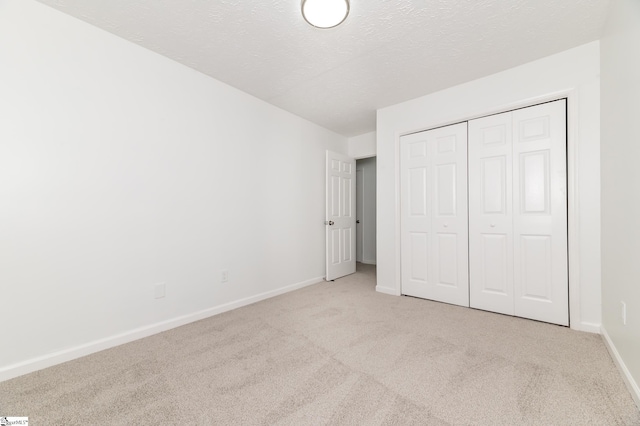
[{"xmin": 1, "ymin": 264, "xmax": 638, "ymax": 425}]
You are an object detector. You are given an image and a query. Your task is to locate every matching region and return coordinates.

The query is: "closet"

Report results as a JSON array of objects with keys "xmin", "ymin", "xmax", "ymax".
[{"xmin": 400, "ymin": 100, "xmax": 568, "ymax": 326}]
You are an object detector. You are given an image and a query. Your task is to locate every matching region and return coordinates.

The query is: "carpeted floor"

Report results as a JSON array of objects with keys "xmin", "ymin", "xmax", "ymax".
[{"xmin": 1, "ymin": 263, "xmax": 639, "ymax": 425}]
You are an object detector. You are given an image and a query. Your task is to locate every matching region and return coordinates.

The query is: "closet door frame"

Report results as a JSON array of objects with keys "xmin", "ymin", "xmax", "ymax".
[{"xmin": 396, "ymin": 92, "xmax": 583, "ymax": 330}]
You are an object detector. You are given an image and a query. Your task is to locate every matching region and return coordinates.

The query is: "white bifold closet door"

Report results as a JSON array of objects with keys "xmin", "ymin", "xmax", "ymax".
[
  {"xmin": 469, "ymin": 100, "xmax": 568, "ymax": 326},
  {"xmin": 400, "ymin": 123, "xmax": 469, "ymax": 307}
]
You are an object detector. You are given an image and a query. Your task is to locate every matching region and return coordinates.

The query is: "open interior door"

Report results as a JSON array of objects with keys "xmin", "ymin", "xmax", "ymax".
[{"xmin": 326, "ymin": 151, "xmax": 356, "ymax": 281}]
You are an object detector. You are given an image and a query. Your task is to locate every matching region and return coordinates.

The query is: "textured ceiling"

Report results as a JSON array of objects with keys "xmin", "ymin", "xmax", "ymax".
[{"xmin": 36, "ymin": 0, "xmax": 611, "ymax": 137}]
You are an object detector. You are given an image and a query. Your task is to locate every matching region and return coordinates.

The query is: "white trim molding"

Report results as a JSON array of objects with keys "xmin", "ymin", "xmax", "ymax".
[
  {"xmin": 574, "ymin": 322, "xmax": 602, "ymax": 334},
  {"xmin": 0, "ymin": 276, "xmax": 323, "ymax": 383},
  {"xmin": 376, "ymin": 285, "xmax": 400, "ymax": 296},
  {"xmin": 601, "ymin": 326, "xmax": 640, "ymax": 409}
]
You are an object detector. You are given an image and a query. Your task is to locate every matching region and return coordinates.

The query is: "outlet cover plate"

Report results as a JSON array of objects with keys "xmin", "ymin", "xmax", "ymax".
[{"xmin": 155, "ymin": 282, "xmax": 166, "ymax": 299}]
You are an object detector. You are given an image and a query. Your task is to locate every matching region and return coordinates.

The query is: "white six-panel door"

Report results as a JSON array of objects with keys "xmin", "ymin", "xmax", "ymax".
[
  {"xmin": 512, "ymin": 101, "xmax": 568, "ymax": 325},
  {"xmin": 469, "ymin": 111, "xmax": 515, "ymax": 316},
  {"xmin": 400, "ymin": 123, "xmax": 469, "ymax": 307},
  {"xmin": 326, "ymin": 151, "xmax": 356, "ymax": 281},
  {"xmin": 468, "ymin": 100, "xmax": 568, "ymax": 325}
]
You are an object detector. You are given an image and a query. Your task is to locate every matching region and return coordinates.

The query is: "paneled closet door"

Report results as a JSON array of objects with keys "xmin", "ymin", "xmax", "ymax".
[
  {"xmin": 469, "ymin": 111, "xmax": 515, "ymax": 315},
  {"xmin": 400, "ymin": 123, "xmax": 469, "ymax": 307},
  {"xmin": 469, "ymin": 99, "xmax": 568, "ymax": 326},
  {"xmin": 512, "ymin": 100, "xmax": 568, "ymax": 326}
]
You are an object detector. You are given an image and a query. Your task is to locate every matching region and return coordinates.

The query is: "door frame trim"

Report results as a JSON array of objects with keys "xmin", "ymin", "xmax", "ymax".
[{"xmin": 391, "ymin": 89, "xmax": 593, "ymax": 332}]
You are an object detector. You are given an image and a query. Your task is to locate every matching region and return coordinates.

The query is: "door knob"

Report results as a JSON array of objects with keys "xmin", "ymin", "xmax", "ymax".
[
  {"xmin": 356, "ymin": 220, "xmax": 360, "ymax": 223},
  {"xmin": 329, "ymin": 221, "xmax": 334, "ymax": 226}
]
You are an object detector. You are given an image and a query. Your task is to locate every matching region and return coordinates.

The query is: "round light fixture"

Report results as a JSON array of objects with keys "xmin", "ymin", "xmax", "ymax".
[{"xmin": 302, "ymin": 0, "xmax": 350, "ymax": 29}]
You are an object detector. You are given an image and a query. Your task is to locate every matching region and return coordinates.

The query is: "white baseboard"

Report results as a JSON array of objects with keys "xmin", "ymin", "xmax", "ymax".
[
  {"xmin": 361, "ymin": 259, "xmax": 377, "ymax": 265},
  {"xmin": 376, "ymin": 285, "xmax": 399, "ymax": 296},
  {"xmin": 601, "ymin": 325, "xmax": 640, "ymax": 410},
  {"xmin": 0, "ymin": 276, "xmax": 323, "ymax": 383},
  {"xmin": 571, "ymin": 321, "xmax": 601, "ymax": 334}
]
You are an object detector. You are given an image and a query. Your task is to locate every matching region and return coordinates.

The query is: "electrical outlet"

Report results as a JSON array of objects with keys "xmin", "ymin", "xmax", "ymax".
[
  {"xmin": 154, "ymin": 282, "xmax": 166, "ymax": 299},
  {"xmin": 621, "ymin": 301, "xmax": 627, "ymax": 326},
  {"xmin": 221, "ymin": 270, "xmax": 229, "ymax": 283}
]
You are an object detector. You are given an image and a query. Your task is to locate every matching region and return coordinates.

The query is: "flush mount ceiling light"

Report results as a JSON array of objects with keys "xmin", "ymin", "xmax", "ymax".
[{"xmin": 302, "ymin": 0, "xmax": 350, "ymax": 29}]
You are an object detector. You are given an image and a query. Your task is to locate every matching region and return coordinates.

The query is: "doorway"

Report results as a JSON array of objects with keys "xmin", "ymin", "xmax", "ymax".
[{"xmin": 355, "ymin": 156, "xmax": 377, "ymax": 266}]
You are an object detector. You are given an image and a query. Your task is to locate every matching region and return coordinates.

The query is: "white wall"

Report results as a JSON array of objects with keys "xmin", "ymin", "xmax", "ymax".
[
  {"xmin": 356, "ymin": 157, "xmax": 377, "ymax": 264},
  {"xmin": 601, "ymin": 0, "xmax": 640, "ymax": 405},
  {"xmin": 376, "ymin": 42, "xmax": 601, "ymax": 332},
  {"xmin": 348, "ymin": 131, "xmax": 376, "ymax": 159},
  {"xmin": 0, "ymin": 0, "xmax": 347, "ymax": 380}
]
